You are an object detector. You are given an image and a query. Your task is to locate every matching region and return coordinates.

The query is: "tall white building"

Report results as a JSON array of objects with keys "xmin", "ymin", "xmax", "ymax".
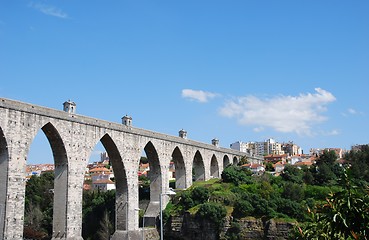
[
  {"xmin": 230, "ymin": 141, "xmax": 248, "ymax": 153},
  {"xmin": 231, "ymin": 138, "xmax": 298, "ymax": 156}
]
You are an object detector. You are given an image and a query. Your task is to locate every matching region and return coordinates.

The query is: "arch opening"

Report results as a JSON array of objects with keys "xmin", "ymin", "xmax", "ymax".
[
  {"xmin": 0, "ymin": 127, "xmax": 8, "ymax": 240},
  {"xmin": 233, "ymin": 156, "xmax": 239, "ymax": 165},
  {"xmin": 23, "ymin": 122, "xmax": 68, "ymax": 239},
  {"xmin": 223, "ymin": 155, "xmax": 230, "ymax": 169},
  {"xmin": 192, "ymin": 151, "xmax": 205, "ymax": 182},
  {"xmin": 171, "ymin": 147, "xmax": 186, "ymax": 189},
  {"xmin": 139, "ymin": 141, "xmax": 162, "ymax": 227},
  {"xmin": 83, "ymin": 134, "xmax": 127, "ymax": 239},
  {"xmin": 210, "ymin": 155, "xmax": 219, "ymax": 178}
]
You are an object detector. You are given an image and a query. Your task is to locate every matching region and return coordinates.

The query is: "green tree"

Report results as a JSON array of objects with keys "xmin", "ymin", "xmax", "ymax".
[
  {"xmin": 178, "ymin": 190, "xmax": 194, "ymax": 211},
  {"xmin": 196, "ymin": 202, "xmax": 227, "ymax": 227},
  {"xmin": 345, "ymin": 145, "xmax": 369, "ymax": 184},
  {"xmin": 82, "ymin": 190, "xmax": 115, "ymax": 240},
  {"xmin": 313, "ymin": 150, "xmax": 340, "ymax": 186},
  {"xmin": 221, "ymin": 165, "xmax": 252, "ymax": 186},
  {"xmin": 281, "ymin": 165, "xmax": 303, "ymax": 184},
  {"xmin": 97, "ymin": 210, "xmax": 114, "ymax": 240},
  {"xmin": 282, "ymin": 182, "xmax": 305, "ymax": 202},
  {"xmin": 24, "ymin": 172, "xmax": 54, "ymax": 238},
  {"xmin": 265, "ymin": 162, "xmax": 275, "ymax": 172},
  {"xmin": 191, "ymin": 186, "xmax": 209, "ymax": 205},
  {"xmin": 237, "ymin": 156, "xmax": 249, "ymax": 166},
  {"xmin": 293, "ymin": 170, "xmax": 369, "ymax": 240},
  {"xmin": 232, "ymin": 200, "xmax": 254, "ymax": 218}
]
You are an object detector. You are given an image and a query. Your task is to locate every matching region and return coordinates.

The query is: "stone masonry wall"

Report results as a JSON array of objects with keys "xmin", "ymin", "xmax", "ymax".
[{"xmin": 0, "ymin": 97, "xmax": 263, "ymax": 239}]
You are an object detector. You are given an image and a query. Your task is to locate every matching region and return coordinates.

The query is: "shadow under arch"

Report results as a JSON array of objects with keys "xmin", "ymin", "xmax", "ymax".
[
  {"xmin": 142, "ymin": 141, "xmax": 162, "ymax": 227},
  {"xmin": 0, "ymin": 126, "xmax": 8, "ymax": 240},
  {"xmin": 40, "ymin": 122, "xmax": 68, "ymax": 238},
  {"xmin": 100, "ymin": 134, "xmax": 128, "ymax": 231},
  {"xmin": 210, "ymin": 155, "xmax": 219, "ymax": 178},
  {"xmin": 193, "ymin": 151, "xmax": 205, "ymax": 181},
  {"xmin": 171, "ymin": 147, "xmax": 186, "ymax": 189},
  {"xmin": 233, "ymin": 156, "xmax": 239, "ymax": 165},
  {"xmin": 143, "ymin": 141, "xmax": 161, "ymax": 202},
  {"xmin": 223, "ymin": 155, "xmax": 230, "ymax": 169}
]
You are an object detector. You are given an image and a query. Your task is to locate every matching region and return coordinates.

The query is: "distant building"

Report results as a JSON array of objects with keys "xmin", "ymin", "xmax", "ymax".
[
  {"xmin": 274, "ymin": 161, "xmax": 286, "ymax": 174},
  {"xmin": 100, "ymin": 152, "xmax": 109, "ymax": 162},
  {"xmin": 282, "ymin": 141, "xmax": 302, "ymax": 156},
  {"xmin": 309, "ymin": 148, "xmax": 346, "ymax": 159},
  {"xmin": 241, "ymin": 163, "xmax": 265, "ymax": 174},
  {"xmin": 351, "ymin": 144, "xmax": 369, "ymax": 151},
  {"xmin": 264, "ymin": 154, "xmax": 288, "ymax": 163},
  {"xmin": 230, "ymin": 138, "xmax": 301, "ymax": 156},
  {"xmin": 26, "ymin": 164, "xmax": 55, "ymax": 179},
  {"xmin": 93, "ymin": 179, "xmax": 115, "ymax": 191},
  {"xmin": 230, "ymin": 141, "xmax": 248, "ymax": 153}
]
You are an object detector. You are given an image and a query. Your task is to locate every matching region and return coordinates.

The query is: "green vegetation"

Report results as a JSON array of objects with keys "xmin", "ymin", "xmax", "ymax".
[
  {"xmin": 82, "ymin": 190, "xmax": 115, "ymax": 240},
  {"xmin": 164, "ymin": 147, "xmax": 369, "ymax": 240},
  {"xmin": 23, "ymin": 146, "xmax": 369, "ymax": 239},
  {"xmin": 24, "ymin": 171, "xmax": 54, "ymax": 239},
  {"xmin": 291, "ymin": 146, "xmax": 369, "ymax": 240}
]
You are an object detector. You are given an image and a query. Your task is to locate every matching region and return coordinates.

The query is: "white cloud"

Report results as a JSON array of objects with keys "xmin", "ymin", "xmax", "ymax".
[
  {"xmin": 342, "ymin": 108, "xmax": 363, "ymax": 117},
  {"xmin": 348, "ymin": 108, "xmax": 357, "ymax": 114},
  {"xmin": 182, "ymin": 89, "xmax": 219, "ymax": 103},
  {"xmin": 325, "ymin": 129, "xmax": 340, "ymax": 136},
  {"xmin": 30, "ymin": 2, "xmax": 68, "ymax": 19},
  {"xmin": 253, "ymin": 127, "xmax": 265, "ymax": 132},
  {"xmin": 219, "ymin": 88, "xmax": 336, "ymax": 135}
]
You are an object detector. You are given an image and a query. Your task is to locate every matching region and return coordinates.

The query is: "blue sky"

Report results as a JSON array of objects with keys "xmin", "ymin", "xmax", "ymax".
[{"xmin": 0, "ymin": 1, "xmax": 368, "ymax": 164}]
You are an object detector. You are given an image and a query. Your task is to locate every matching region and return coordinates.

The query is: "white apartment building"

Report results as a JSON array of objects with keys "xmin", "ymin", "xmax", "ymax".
[
  {"xmin": 230, "ymin": 141, "xmax": 248, "ymax": 153},
  {"xmin": 231, "ymin": 138, "xmax": 300, "ymax": 156}
]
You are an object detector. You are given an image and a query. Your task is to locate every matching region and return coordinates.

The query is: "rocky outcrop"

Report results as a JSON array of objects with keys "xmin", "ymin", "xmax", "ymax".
[{"xmin": 165, "ymin": 214, "xmax": 295, "ymax": 240}]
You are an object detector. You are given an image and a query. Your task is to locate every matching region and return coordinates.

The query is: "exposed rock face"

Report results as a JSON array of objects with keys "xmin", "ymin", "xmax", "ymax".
[
  {"xmin": 165, "ymin": 214, "xmax": 295, "ymax": 240},
  {"xmin": 166, "ymin": 213, "xmax": 219, "ymax": 240}
]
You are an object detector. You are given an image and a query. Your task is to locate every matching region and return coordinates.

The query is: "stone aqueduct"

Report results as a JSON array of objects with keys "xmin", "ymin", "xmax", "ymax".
[{"xmin": 0, "ymin": 98, "xmax": 262, "ymax": 240}]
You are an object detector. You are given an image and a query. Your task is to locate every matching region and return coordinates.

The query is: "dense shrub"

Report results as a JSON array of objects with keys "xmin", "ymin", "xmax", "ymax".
[
  {"xmin": 191, "ymin": 186, "xmax": 209, "ymax": 205},
  {"xmin": 225, "ymin": 221, "xmax": 242, "ymax": 240},
  {"xmin": 233, "ymin": 200, "xmax": 254, "ymax": 218},
  {"xmin": 282, "ymin": 182, "xmax": 305, "ymax": 202},
  {"xmin": 272, "ymin": 198, "xmax": 306, "ymax": 221},
  {"xmin": 178, "ymin": 190, "xmax": 194, "ymax": 210},
  {"xmin": 196, "ymin": 202, "xmax": 227, "ymax": 227},
  {"xmin": 221, "ymin": 165, "xmax": 253, "ymax": 185},
  {"xmin": 304, "ymin": 185, "xmax": 334, "ymax": 200},
  {"xmin": 292, "ymin": 171, "xmax": 369, "ymax": 239},
  {"xmin": 281, "ymin": 165, "xmax": 303, "ymax": 184}
]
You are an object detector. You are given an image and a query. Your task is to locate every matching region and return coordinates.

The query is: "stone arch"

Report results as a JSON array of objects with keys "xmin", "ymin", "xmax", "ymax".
[
  {"xmin": 143, "ymin": 141, "xmax": 161, "ymax": 202},
  {"xmin": 141, "ymin": 141, "xmax": 162, "ymax": 227},
  {"xmin": 233, "ymin": 156, "xmax": 239, "ymax": 165},
  {"xmin": 210, "ymin": 155, "xmax": 219, "ymax": 178},
  {"xmin": 171, "ymin": 147, "xmax": 186, "ymax": 189},
  {"xmin": 38, "ymin": 122, "xmax": 69, "ymax": 238},
  {"xmin": 223, "ymin": 155, "xmax": 230, "ymax": 169},
  {"xmin": 193, "ymin": 150, "xmax": 205, "ymax": 181},
  {"xmin": 0, "ymin": 126, "xmax": 8, "ymax": 240},
  {"xmin": 100, "ymin": 134, "xmax": 128, "ymax": 231}
]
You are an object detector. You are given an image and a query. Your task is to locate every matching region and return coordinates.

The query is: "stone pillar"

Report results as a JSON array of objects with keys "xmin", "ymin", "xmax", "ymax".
[
  {"xmin": 64, "ymin": 161, "xmax": 85, "ymax": 240},
  {"xmin": 62, "ymin": 124, "xmax": 89, "ymax": 240},
  {"xmin": 52, "ymin": 163, "xmax": 68, "ymax": 239},
  {"xmin": 201, "ymin": 151, "xmax": 211, "ymax": 181},
  {"xmin": 111, "ymin": 147, "xmax": 140, "ymax": 239},
  {"xmin": 183, "ymin": 148, "xmax": 194, "ymax": 189},
  {"xmin": 0, "ymin": 127, "xmax": 8, "ymax": 240},
  {"xmin": 2, "ymin": 125, "xmax": 31, "ymax": 239}
]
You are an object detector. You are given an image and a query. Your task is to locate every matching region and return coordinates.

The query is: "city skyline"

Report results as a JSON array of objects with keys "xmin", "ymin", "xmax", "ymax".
[{"xmin": 0, "ymin": 1, "xmax": 368, "ymax": 164}]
